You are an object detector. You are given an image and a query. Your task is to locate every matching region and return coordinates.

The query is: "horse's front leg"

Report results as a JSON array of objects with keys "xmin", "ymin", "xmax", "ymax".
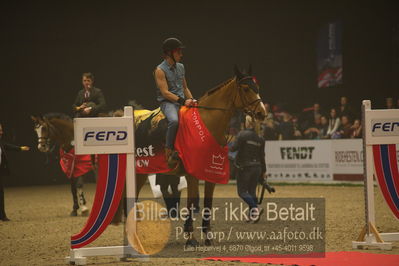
[
  {"xmin": 76, "ymin": 175, "xmax": 89, "ymax": 216},
  {"xmin": 184, "ymin": 175, "xmax": 199, "ymax": 247},
  {"xmin": 70, "ymin": 178, "xmax": 79, "ymax": 216},
  {"xmin": 202, "ymin": 181, "xmax": 215, "ymax": 246}
]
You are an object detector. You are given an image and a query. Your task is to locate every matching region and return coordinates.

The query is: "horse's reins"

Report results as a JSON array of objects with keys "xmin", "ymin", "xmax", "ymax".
[
  {"xmin": 188, "ymin": 76, "xmax": 263, "ymax": 143},
  {"xmin": 189, "ymin": 105, "xmax": 229, "ymax": 111},
  {"xmin": 189, "ymin": 76, "xmax": 261, "ymax": 113}
]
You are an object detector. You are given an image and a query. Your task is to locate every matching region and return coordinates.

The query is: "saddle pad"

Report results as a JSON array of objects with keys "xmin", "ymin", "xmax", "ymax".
[
  {"xmin": 60, "ymin": 148, "xmax": 92, "ymax": 178},
  {"xmin": 135, "ymin": 108, "xmax": 171, "ymax": 174}
]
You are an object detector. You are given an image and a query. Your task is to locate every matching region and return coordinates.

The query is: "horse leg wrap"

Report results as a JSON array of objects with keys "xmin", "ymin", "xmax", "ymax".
[{"xmin": 77, "ymin": 188, "xmax": 86, "ymax": 206}]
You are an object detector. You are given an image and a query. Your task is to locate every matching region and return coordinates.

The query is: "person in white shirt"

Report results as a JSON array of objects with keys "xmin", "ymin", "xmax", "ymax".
[{"xmin": 327, "ymin": 108, "xmax": 341, "ymax": 138}]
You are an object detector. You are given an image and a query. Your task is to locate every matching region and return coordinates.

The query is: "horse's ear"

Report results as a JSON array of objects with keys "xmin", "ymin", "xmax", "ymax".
[
  {"xmin": 234, "ymin": 65, "xmax": 243, "ymax": 79},
  {"xmin": 38, "ymin": 115, "xmax": 44, "ymax": 123},
  {"xmin": 248, "ymin": 64, "xmax": 252, "ymax": 76},
  {"xmin": 31, "ymin": 115, "xmax": 43, "ymax": 123}
]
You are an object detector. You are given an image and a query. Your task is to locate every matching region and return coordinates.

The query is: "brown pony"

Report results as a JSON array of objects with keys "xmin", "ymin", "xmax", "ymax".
[
  {"xmin": 131, "ymin": 66, "xmax": 266, "ymax": 246},
  {"xmin": 31, "ymin": 113, "xmax": 91, "ymax": 216}
]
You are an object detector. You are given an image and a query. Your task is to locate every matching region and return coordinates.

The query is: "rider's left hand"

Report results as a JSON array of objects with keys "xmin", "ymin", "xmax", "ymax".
[{"xmin": 185, "ymin": 98, "xmax": 195, "ymax": 106}]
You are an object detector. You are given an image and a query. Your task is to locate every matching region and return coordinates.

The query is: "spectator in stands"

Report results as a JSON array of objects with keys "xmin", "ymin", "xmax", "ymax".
[
  {"xmin": 263, "ymin": 102, "xmax": 274, "ymax": 122},
  {"xmin": 301, "ymin": 103, "xmax": 323, "ymax": 131},
  {"xmin": 337, "ymin": 96, "xmax": 354, "ymax": 119},
  {"xmin": 262, "ymin": 120, "xmax": 279, "ymax": 140},
  {"xmin": 327, "ymin": 108, "xmax": 340, "ymax": 138},
  {"xmin": 313, "ymin": 103, "xmax": 322, "ymax": 118},
  {"xmin": 336, "ymin": 115, "xmax": 352, "ymax": 138},
  {"xmin": 303, "ymin": 114, "xmax": 323, "ymax": 139},
  {"xmin": 319, "ymin": 115, "xmax": 329, "ymax": 139},
  {"xmin": 277, "ymin": 112, "xmax": 295, "ymax": 140},
  {"xmin": 271, "ymin": 104, "xmax": 284, "ymax": 123},
  {"xmin": 291, "ymin": 115, "xmax": 303, "ymax": 139},
  {"xmin": 385, "ymin": 97, "xmax": 395, "ymax": 109},
  {"xmin": 350, "ymin": 119, "xmax": 362, "ymax": 138}
]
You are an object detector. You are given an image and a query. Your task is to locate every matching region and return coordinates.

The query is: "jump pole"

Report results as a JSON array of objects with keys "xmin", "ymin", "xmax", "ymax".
[
  {"xmin": 66, "ymin": 106, "xmax": 148, "ymax": 265},
  {"xmin": 352, "ymin": 100, "xmax": 399, "ymax": 250}
]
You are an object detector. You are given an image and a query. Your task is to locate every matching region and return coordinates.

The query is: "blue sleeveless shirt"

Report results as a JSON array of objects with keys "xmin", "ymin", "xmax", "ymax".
[{"xmin": 156, "ymin": 60, "xmax": 185, "ymax": 102}]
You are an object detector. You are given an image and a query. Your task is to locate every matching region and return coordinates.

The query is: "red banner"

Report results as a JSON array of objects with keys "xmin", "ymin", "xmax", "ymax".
[
  {"xmin": 71, "ymin": 154, "xmax": 126, "ymax": 249},
  {"xmin": 175, "ymin": 106, "xmax": 229, "ymax": 184},
  {"xmin": 135, "ymin": 147, "xmax": 171, "ymax": 174},
  {"xmin": 59, "ymin": 148, "xmax": 92, "ymax": 178}
]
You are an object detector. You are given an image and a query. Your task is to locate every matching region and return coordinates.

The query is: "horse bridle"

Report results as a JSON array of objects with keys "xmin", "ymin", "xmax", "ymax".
[
  {"xmin": 234, "ymin": 76, "xmax": 263, "ymax": 117},
  {"xmin": 35, "ymin": 121, "xmax": 56, "ymax": 151},
  {"xmin": 34, "ymin": 124, "xmax": 48, "ymax": 145}
]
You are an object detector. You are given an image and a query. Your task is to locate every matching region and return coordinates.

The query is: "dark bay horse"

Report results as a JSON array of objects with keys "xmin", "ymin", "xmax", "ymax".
[
  {"xmin": 31, "ymin": 113, "xmax": 92, "ymax": 216},
  {"xmin": 130, "ymin": 66, "xmax": 266, "ymax": 246}
]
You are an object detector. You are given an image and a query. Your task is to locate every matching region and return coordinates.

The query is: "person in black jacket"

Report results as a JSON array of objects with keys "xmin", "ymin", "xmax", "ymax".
[
  {"xmin": 0, "ymin": 122, "xmax": 30, "ymax": 221},
  {"xmin": 72, "ymin": 72, "xmax": 106, "ymax": 117},
  {"xmin": 231, "ymin": 116, "xmax": 266, "ymax": 223}
]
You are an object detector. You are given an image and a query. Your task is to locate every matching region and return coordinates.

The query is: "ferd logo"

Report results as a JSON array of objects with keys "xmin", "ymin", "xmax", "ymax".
[
  {"xmin": 371, "ymin": 119, "xmax": 399, "ymax": 136},
  {"xmin": 83, "ymin": 127, "xmax": 128, "ymax": 146}
]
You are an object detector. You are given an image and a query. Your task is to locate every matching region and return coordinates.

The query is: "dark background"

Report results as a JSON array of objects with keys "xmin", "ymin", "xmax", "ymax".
[{"xmin": 1, "ymin": 0, "xmax": 398, "ymax": 186}]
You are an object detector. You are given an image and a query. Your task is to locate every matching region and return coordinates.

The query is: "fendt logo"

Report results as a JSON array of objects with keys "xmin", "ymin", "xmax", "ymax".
[
  {"xmin": 83, "ymin": 127, "xmax": 128, "ymax": 146},
  {"xmin": 371, "ymin": 119, "xmax": 399, "ymax": 136}
]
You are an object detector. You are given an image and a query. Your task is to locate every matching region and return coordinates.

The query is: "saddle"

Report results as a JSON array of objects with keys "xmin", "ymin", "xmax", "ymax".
[{"xmin": 134, "ymin": 108, "xmax": 182, "ymax": 174}]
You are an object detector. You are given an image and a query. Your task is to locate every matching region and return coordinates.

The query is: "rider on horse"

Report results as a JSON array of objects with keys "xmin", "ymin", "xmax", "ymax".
[{"xmin": 154, "ymin": 38, "xmax": 196, "ymax": 167}]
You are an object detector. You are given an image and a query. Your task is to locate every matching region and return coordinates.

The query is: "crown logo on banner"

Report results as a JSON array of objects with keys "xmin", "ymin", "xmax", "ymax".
[
  {"xmin": 212, "ymin": 154, "xmax": 225, "ymax": 165},
  {"xmin": 210, "ymin": 154, "xmax": 225, "ymax": 169}
]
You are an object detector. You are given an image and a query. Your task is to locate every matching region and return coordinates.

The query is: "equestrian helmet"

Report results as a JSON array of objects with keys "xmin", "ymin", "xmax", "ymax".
[{"xmin": 162, "ymin": 38, "xmax": 185, "ymax": 53}]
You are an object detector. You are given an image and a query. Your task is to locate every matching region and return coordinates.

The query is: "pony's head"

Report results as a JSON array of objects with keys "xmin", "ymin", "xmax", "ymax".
[
  {"xmin": 233, "ymin": 65, "xmax": 266, "ymax": 121},
  {"xmin": 31, "ymin": 115, "xmax": 52, "ymax": 152}
]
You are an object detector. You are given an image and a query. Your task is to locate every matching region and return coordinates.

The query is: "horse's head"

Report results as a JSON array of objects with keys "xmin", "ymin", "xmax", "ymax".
[
  {"xmin": 233, "ymin": 65, "xmax": 266, "ymax": 121},
  {"xmin": 31, "ymin": 115, "xmax": 52, "ymax": 152}
]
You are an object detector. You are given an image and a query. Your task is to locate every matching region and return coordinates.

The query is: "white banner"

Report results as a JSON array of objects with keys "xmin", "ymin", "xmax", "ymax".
[
  {"xmin": 74, "ymin": 116, "xmax": 134, "ymax": 155},
  {"xmin": 332, "ymin": 139, "xmax": 363, "ymax": 174},
  {"xmin": 265, "ymin": 140, "xmax": 333, "ymax": 182}
]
